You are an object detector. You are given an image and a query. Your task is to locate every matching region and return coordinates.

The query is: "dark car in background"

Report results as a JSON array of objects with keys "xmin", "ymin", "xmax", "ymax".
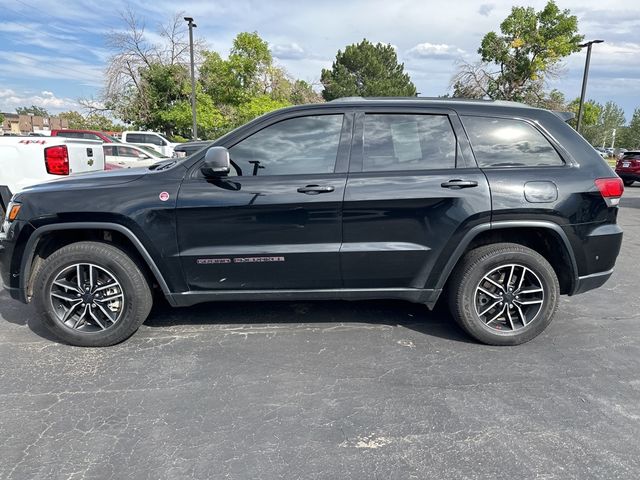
[{"xmin": 0, "ymin": 98, "xmax": 624, "ymax": 347}]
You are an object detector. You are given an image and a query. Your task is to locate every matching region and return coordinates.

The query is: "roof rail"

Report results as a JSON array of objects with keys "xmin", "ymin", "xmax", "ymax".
[{"xmin": 328, "ymin": 96, "xmax": 529, "ymax": 106}]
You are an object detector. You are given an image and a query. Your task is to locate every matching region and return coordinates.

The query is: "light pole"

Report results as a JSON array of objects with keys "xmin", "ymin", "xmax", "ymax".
[
  {"xmin": 184, "ymin": 16, "xmax": 198, "ymax": 140},
  {"xmin": 576, "ymin": 39, "xmax": 603, "ymax": 134}
]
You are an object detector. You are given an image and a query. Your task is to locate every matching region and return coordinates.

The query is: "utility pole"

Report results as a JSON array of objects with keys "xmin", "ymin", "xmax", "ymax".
[
  {"xmin": 576, "ymin": 39, "xmax": 603, "ymax": 134},
  {"xmin": 184, "ymin": 17, "xmax": 198, "ymax": 140}
]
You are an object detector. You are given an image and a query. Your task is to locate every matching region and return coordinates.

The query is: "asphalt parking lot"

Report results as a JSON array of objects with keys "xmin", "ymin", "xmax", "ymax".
[{"xmin": 1, "ymin": 191, "xmax": 640, "ymax": 480}]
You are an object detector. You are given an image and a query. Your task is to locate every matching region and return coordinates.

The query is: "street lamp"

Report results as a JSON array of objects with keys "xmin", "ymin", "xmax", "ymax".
[
  {"xmin": 184, "ymin": 16, "xmax": 198, "ymax": 140},
  {"xmin": 576, "ymin": 39, "xmax": 604, "ymax": 134}
]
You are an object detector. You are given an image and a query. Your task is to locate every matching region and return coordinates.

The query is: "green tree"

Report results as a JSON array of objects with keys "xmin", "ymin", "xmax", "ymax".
[
  {"xmin": 234, "ymin": 95, "xmax": 291, "ymax": 126},
  {"xmin": 452, "ymin": 1, "xmax": 583, "ymax": 102},
  {"xmin": 58, "ymin": 111, "xmax": 87, "ymax": 129},
  {"xmin": 321, "ymin": 39, "xmax": 416, "ymax": 100},
  {"xmin": 567, "ymin": 98, "xmax": 602, "ymax": 129},
  {"xmin": 618, "ymin": 108, "xmax": 640, "ymax": 149},
  {"xmin": 598, "ymin": 101, "xmax": 626, "ymax": 147},
  {"xmin": 16, "ymin": 105, "xmax": 50, "ymax": 116},
  {"xmin": 0, "ymin": 113, "xmax": 5, "ymax": 125},
  {"xmin": 160, "ymin": 87, "xmax": 226, "ymax": 139}
]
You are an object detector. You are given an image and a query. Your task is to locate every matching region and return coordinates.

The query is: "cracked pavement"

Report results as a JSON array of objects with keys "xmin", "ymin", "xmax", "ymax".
[{"xmin": 1, "ymin": 190, "xmax": 640, "ymax": 479}]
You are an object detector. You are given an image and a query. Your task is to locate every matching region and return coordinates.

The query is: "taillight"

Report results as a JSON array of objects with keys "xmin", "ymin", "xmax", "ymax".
[
  {"xmin": 44, "ymin": 145, "xmax": 69, "ymax": 175},
  {"xmin": 595, "ymin": 177, "xmax": 624, "ymax": 206}
]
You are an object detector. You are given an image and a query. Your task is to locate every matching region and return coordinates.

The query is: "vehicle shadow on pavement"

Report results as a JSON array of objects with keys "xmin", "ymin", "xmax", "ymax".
[
  {"xmin": 144, "ymin": 297, "xmax": 475, "ymax": 344},
  {"xmin": 0, "ymin": 290, "xmax": 62, "ymax": 342},
  {"xmin": 0, "ymin": 289, "xmax": 473, "ymax": 345}
]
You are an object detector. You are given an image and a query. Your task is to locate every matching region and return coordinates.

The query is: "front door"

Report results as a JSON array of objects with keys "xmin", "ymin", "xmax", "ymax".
[
  {"xmin": 176, "ymin": 111, "xmax": 352, "ymax": 291},
  {"xmin": 341, "ymin": 109, "xmax": 491, "ymax": 290}
]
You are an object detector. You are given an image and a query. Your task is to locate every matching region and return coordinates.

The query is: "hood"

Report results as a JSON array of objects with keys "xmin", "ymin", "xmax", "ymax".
[{"xmin": 20, "ymin": 168, "xmax": 146, "ymax": 195}]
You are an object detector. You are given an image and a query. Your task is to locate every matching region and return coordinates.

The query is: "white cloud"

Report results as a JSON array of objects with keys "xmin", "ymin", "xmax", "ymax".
[
  {"xmin": 406, "ymin": 43, "xmax": 466, "ymax": 60},
  {"xmin": 0, "ymin": 88, "xmax": 79, "ymax": 113},
  {"xmin": 272, "ymin": 42, "xmax": 307, "ymax": 60}
]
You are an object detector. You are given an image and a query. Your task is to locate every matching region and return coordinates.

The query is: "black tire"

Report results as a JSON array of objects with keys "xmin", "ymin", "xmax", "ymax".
[
  {"xmin": 33, "ymin": 241, "xmax": 153, "ymax": 347},
  {"xmin": 623, "ymin": 180, "xmax": 634, "ymax": 187},
  {"xmin": 447, "ymin": 243, "xmax": 559, "ymax": 346}
]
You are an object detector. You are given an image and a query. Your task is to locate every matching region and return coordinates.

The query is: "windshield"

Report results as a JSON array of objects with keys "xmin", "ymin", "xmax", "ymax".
[
  {"xmin": 105, "ymin": 134, "xmax": 122, "ymax": 143},
  {"xmin": 138, "ymin": 145, "xmax": 167, "ymax": 157}
]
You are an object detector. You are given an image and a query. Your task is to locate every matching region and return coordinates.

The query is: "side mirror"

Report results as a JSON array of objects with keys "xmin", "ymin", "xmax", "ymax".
[
  {"xmin": 138, "ymin": 154, "xmax": 148, "ymax": 159},
  {"xmin": 201, "ymin": 146, "xmax": 231, "ymax": 177}
]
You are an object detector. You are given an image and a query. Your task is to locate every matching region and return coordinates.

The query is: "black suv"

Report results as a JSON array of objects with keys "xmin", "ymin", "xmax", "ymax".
[{"xmin": 0, "ymin": 98, "xmax": 624, "ymax": 347}]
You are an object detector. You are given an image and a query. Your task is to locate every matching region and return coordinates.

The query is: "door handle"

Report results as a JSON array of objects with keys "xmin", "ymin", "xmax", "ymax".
[
  {"xmin": 297, "ymin": 185, "xmax": 335, "ymax": 195},
  {"xmin": 441, "ymin": 179, "xmax": 479, "ymax": 189}
]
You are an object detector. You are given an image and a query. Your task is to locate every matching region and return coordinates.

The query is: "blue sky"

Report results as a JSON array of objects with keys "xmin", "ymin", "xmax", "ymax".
[{"xmin": 1, "ymin": 0, "xmax": 639, "ymax": 120}]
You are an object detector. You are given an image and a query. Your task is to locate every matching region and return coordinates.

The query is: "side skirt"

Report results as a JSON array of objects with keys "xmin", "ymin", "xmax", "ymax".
[{"xmin": 167, "ymin": 288, "xmax": 442, "ymax": 308}]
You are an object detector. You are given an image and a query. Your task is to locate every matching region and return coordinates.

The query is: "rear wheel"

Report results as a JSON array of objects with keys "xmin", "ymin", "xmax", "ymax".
[
  {"xmin": 623, "ymin": 179, "xmax": 634, "ymax": 187},
  {"xmin": 448, "ymin": 243, "xmax": 559, "ymax": 345},
  {"xmin": 33, "ymin": 241, "xmax": 153, "ymax": 347}
]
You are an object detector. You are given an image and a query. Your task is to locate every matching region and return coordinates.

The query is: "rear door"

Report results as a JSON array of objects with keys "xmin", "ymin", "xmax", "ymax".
[
  {"xmin": 341, "ymin": 108, "xmax": 491, "ymax": 289},
  {"xmin": 176, "ymin": 109, "xmax": 353, "ymax": 291}
]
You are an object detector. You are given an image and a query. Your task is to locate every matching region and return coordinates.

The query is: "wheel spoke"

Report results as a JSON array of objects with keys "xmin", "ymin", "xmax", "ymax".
[
  {"xmin": 506, "ymin": 307, "xmax": 516, "ymax": 330},
  {"xmin": 53, "ymin": 279, "xmax": 81, "ymax": 293},
  {"xmin": 73, "ymin": 305, "xmax": 90, "ymax": 329},
  {"xmin": 514, "ymin": 303, "xmax": 528, "ymax": 326},
  {"xmin": 516, "ymin": 266, "xmax": 527, "ymax": 291},
  {"xmin": 89, "ymin": 265, "xmax": 94, "ymax": 290},
  {"xmin": 517, "ymin": 288, "xmax": 543, "ymax": 295},
  {"xmin": 485, "ymin": 304, "xmax": 506, "ymax": 325},
  {"xmin": 507, "ymin": 265, "xmax": 515, "ymax": 290},
  {"xmin": 484, "ymin": 276, "xmax": 506, "ymax": 292},
  {"xmin": 89, "ymin": 308, "xmax": 106, "ymax": 330},
  {"xmin": 76, "ymin": 264, "xmax": 83, "ymax": 290},
  {"xmin": 478, "ymin": 286, "xmax": 500, "ymax": 299},
  {"xmin": 514, "ymin": 299, "xmax": 543, "ymax": 305},
  {"xmin": 51, "ymin": 291, "xmax": 80, "ymax": 303},
  {"xmin": 95, "ymin": 293, "xmax": 124, "ymax": 303},
  {"xmin": 478, "ymin": 300, "xmax": 501, "ymax": 317},
  {"xmin": 93, "ymin": 282, "xmax": 118, "ymax": 293},
  {"xmin": 95, "ymin": 302, "xmax": 116, "ymax": 324},
  {"xmin": 61, "ymin": 300, "xmax": 82, "ymax": 323}
]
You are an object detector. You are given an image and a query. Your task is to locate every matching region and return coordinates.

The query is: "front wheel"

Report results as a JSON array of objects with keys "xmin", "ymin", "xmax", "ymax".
[
  {"xmin": 623, "ymin": 179, "xmax": 634, "ymax": 187},
  {"xmin": 33, "ymin": 242, "xmax": 153, "ymax": 347},
  {"xmin": 448, "ymin": 243, "xmax": 559, "ymax": 346}
]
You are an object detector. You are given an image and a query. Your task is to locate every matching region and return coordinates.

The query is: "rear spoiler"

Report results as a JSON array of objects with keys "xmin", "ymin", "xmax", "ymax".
[
  {"xmin": 0, "ymin": 185, "xmax": 12, "ymax": 215},
  {"xmin": 553, "ymin": 111, "xmax": 575, "ymax": 123}
]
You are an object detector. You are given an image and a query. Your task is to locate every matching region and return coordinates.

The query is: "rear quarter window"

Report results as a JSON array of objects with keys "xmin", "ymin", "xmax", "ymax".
[{"xmin": 463, "ymin": 116, "xmax": 564, "ymax": 168}]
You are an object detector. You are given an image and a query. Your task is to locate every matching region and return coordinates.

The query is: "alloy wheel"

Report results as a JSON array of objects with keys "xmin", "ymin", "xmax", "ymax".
[
  {"xmin": 474, "ymin": 263, "xmax": 544, "ymax": 332},
  {"xmin": 49, "ymin": 263, "xmax": 125, "ymax": 332}
]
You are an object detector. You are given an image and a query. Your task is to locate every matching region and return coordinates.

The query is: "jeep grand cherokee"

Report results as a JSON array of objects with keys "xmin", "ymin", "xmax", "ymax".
[{"xmin": 0, "ymin": 98, "xmax": 624, "ymax": 346}]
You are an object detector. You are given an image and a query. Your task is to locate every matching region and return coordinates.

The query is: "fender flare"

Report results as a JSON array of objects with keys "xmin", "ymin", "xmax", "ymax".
[
  {"xmin": 19, "ymin": 222, "xmax": 172, "ymax": 302},
  {"xmin": 433, "ymin": 220, "xmax": 579, "ymax": 293}
]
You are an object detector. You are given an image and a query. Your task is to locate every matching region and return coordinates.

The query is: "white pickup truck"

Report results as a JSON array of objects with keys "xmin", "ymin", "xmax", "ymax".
[{"xmin": 0, "ymin": 136, "xmax": 105, "ymax": 215}]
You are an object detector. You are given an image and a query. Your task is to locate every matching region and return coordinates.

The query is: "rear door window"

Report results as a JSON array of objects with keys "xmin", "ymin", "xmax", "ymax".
[
  {"xmin": 363, "ymin": 114, "xmax": 456, "ymax": 171},
  {"xmin": 145, "ymin": 134, "xmax": 164, "ymax": 146},
  {"xmin": 463, "ymin": 116, "xmax": 564, "ymax": 167},
  {"xmin": 126, "ymin": 133, "xmax": 145, "ymax": 143}
]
